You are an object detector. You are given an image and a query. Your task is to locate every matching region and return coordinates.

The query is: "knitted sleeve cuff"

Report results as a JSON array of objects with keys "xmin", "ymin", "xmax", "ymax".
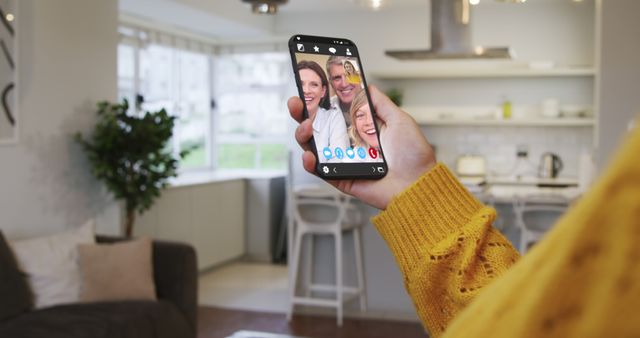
[{"xmin": 372, "ymin": 163, "xmax": 484, "ymax": 273}]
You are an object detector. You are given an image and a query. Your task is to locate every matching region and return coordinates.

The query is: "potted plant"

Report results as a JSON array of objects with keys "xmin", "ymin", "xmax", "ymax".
[
  {"xmin": 75, "ymin": 100, "xmax": 189, "ymax": 237},
  {"xmin": 385, "ymin": 88, "xmax": 404, "ymax": 107}
]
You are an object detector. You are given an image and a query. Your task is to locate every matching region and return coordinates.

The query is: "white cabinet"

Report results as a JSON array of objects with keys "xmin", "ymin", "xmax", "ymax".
[
  {"xmin": 135, "ymin": 179, "xmax": 246, "ymax": 270},
  {"xmin": 410, "ymin": 117, "xmax": 595, "ymax": 127},
  {"xmin": 375, "ymin": 58, "xmax": 598, "ymax": 178},
  {"xmin": 372, "ymin": 66, "xmax": 595, "ymax": 80}
]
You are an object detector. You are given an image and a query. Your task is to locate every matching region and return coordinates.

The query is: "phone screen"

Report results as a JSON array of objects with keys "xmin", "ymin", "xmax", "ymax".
[{"xmin": 289, "ymin": 35, "xmax": 387, "ymax": 179}]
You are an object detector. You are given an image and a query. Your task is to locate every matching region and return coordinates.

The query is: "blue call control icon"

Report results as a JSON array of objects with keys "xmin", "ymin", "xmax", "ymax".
[
  {"xmin": 322, "ymin": 147, "xmax": 333, "ymax": 159},
  {"xmin": 357, "ymin": 147, "xmax": 367, "ymax": 159},
  {"xmin": 334, "ymin": 147, "xmax": 344, "ymax": 159},
  {"xmin": 346, "ymin": 147, "xmax": 355, "ymax": 159}
]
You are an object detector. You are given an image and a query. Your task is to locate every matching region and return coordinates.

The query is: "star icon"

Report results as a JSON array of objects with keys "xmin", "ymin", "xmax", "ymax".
[{"xmin": 313, "ymin": 45, "xmax": 319, "ymax": 52}]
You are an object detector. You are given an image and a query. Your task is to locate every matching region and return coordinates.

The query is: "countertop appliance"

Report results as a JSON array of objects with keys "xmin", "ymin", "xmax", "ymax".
[
  {"xmin": 456, "ymin": 155, "xmax": 487, "ymax": 190},
  {"xmin": 538, "ymin": 153, "xmax": 563, "ymax": 179}
]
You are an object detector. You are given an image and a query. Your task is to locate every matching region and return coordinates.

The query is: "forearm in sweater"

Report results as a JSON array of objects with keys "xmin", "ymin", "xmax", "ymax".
[{"xmin": 372, "ymin": 163, "xmax": 520, "ymax": 337}]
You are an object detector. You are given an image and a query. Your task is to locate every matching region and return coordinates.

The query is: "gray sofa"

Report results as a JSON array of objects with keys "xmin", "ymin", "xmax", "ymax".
[{"xmin": 0, "ymin": 232, "xmax": 198, "ymax": 338}]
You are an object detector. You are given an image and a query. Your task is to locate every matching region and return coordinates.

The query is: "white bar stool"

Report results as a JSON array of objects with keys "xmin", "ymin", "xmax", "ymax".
[
  {"xmin": 285, "ymin": 160, "xmax": 367, "ymax": 326},
  {"xmin": 513, "ymin": 197, "xmax": 567, "ymax": 253}
]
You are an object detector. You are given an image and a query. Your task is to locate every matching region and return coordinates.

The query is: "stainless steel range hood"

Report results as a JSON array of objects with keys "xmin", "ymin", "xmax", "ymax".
[{"xmin": 386, "ymin": 0, "xmax": 514, "ymax": 60}]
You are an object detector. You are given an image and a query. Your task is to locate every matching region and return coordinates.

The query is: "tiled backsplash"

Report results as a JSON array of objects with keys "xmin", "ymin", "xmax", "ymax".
[{"xmin": 423, "ymin": 125, "xmax": 594, "ymax": 178}]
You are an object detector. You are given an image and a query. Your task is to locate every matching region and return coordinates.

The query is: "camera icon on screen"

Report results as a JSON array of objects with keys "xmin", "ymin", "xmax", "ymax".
[{"xmin": 297, "ymin": 44, "xmax": 304, "ymax": 52}]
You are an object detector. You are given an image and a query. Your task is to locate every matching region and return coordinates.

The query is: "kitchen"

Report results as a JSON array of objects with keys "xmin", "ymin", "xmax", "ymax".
[
  {"xmin": 119, "ymin": 0, "xmax": 639, "ymax": 335},
  {"xmin": 282, "ymin": 0, "xmax": 598, "ymax": 316}
]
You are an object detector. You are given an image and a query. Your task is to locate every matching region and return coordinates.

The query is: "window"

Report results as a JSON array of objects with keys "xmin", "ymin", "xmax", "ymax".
[
  {"xmin": 214, "ymin": 53, "xmax": 290, "ymax": 170},
  {"xmin": 118, "ymin": 35, "xmax": 212, "ymax": 171},
  {"xmin": 117, "ymin": 26, "xmax": 289, "ymax": 174},
  {"xmin": 138, "ymin": 45, "xmax": 211, "ymax": 169},
  {"xmin": 117, "ymin": 44, "xmax": 136, "ymax": 108}
]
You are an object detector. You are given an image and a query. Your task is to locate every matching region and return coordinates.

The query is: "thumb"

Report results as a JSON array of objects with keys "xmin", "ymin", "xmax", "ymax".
[{"xmin": 368, "ymin": 85, "xmax": 401, "ymax": 124}]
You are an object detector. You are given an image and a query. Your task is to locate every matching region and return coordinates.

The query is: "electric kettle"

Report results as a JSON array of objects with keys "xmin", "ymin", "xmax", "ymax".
[{"xmin": 538, "ymin": 153, "xmax": 563, "ymax": 178}]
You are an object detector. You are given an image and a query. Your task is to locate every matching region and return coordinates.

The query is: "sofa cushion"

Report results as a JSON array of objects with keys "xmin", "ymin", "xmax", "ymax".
[
  {"xmin": 0, "ymin": 232, "xmax": 33, "ymax": 321},
  {"xmin": 78, "ymin": 237, "xmax": 156, "ymax": 302},
  {"xmin": 10, "ymin": 221, "xmax": 95, "ymax": 309},
  {"xmin": 0, "ymin": 300, "xmax": 192, "ymax": 338}
]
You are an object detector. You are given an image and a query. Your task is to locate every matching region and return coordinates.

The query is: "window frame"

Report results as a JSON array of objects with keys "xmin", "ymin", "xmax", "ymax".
[
  {"xmin": 118, "ymin": 25, "xmax": 290, "ymax": 176},
  {"xmin": 211, "ymin": 52, "xmax": 291, "ymax": 172},
  {"xmin": 118, "ymin": 38, "xmax": 215, "ymax": 173}
]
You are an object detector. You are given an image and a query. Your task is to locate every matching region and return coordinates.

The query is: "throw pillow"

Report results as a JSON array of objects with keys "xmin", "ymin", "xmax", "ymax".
[
  {"xmin": 78, "ymin": 237, "xmax": 156, "ymax": 302},
  {"xmin": 0, "ymin": 231, "xmax": 33, "ymax": 320},
  {"xmin": 9, "ymin": 221, "xmax": 95, "ymax": 309}
]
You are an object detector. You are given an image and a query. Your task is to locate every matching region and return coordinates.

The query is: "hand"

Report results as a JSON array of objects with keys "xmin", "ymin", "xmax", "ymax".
[{"xmin": 289, "ymin": 85, "xmax": 437, "ymax": 210}]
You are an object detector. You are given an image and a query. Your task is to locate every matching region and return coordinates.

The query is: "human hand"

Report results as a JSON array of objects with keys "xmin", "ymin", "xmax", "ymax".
[{"xmin": 289, "ymin": 85, "xmax": 437, "ymax": 210}]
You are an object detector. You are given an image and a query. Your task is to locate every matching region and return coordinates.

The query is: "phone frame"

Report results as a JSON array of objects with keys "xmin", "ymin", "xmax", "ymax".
[{"xmin": 288, "ymin": 34, "xmax": 388, "ymax": 180}]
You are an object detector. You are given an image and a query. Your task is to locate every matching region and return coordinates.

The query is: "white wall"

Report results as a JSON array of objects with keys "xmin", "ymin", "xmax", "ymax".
[
  {"xmin": 596, "ymin": 0, "xmax": 640, "ymax": 167},
  {"xmin": 0, "ymin": 0, "xmax": 119, "ymax": 239},
  {"xmin": 473, "ymin": 1, "xmax": 595, "ymax": 67}
]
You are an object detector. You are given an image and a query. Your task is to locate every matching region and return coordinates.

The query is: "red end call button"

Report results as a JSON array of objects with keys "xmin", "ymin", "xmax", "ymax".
[{"xmin": 368, "ymin": 147, "xmax": 378, "ymax": 159}]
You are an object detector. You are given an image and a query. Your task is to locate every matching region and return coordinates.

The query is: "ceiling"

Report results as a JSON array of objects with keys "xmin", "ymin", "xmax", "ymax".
[
  {"xmin": 279, "ymin": 0, "xmax": 561, "ymax": 12},
  {"xmin": 279, "ymin": 0, "xmax": 427, "ymax": 13},
  {"xmin": 119, "ymin": 0, "xmax": 573, "ymax": 42}
]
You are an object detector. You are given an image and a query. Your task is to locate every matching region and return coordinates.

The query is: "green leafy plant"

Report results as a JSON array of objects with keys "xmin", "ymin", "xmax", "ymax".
[
  {"xmin": 385, "ymin": 88, "xmax": 404, "ymax": 107},
  {"xmin": 75, "ymin": 100, "xmax": 189, "ymax": 237}
]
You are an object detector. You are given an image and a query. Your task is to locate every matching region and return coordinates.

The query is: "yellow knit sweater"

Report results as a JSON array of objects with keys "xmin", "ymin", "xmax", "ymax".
[{"xmin": 373, "ymin": 125, "xmax": 640, "ymax": 337}]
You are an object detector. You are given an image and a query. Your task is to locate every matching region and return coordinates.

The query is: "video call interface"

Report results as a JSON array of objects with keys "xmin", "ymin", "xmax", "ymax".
[{"xmin": 294, "ymin": 42, "xmax": 384, "ymax": 169}]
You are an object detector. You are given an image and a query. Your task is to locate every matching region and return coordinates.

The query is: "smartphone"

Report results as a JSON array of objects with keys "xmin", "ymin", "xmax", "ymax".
[{"xmin": 288, "ymin": 34, "xmax": 388, "ymax": 180}]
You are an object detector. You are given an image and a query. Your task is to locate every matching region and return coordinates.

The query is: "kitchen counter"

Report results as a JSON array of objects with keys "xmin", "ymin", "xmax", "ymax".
[
  {"xmin": 482, "ymin": 185, "xmax": 581, "ymax": 204},
  {"xmin": 487, "ymin": 176, "xmax": 579, "ymax": 187},
  {"xmin": 295, "ymin": 175, "xmax": 582, "ymax": 206},
  {"xmin": 463, "ymin": 175, "xmax": 582, "ymax": 204},
  {"xmin": 491, "ymin": 176, "xmax": 580, "ymax": 204}
]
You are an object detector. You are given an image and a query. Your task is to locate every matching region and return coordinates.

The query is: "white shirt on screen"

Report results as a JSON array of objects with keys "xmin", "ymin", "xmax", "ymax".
[{"xmin": 312, "ymin": 106, "xmax": 350, "ymax": 163}]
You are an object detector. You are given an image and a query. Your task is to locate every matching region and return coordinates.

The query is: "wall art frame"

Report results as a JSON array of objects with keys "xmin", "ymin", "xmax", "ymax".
[{"xmin": 0, "ymin": 0, "xmax": 17, "ymax": 145}]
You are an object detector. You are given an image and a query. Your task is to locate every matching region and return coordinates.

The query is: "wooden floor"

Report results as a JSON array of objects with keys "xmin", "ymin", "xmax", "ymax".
[{"xmin": 198, "ymin": 306, "xmax": 428, "ymax": 338}]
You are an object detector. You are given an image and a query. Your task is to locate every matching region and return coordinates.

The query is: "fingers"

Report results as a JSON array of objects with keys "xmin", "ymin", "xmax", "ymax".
[
  {"xmin": 290, "ymin": 96, "xmax": 313, "ymax": 152},
  {"xmin": 288, "ymin": 96, "xmax": 305, "ymax": 123},
  {"xmin": 302, "ymin": 151, "xmax": 316, "ymax": 174},
  {"xmin": 368, "ymin": 85, "xmax": 400, "ymax": 123},
  {"xmin": 295, "ymin": 119, "xmax": 313, "ymax": 152}
]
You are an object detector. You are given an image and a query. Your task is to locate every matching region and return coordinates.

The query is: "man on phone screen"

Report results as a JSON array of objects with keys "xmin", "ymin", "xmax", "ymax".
[{"xmin": 326, "ymin": 56, "xmax": 362, "ymax": 129}]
